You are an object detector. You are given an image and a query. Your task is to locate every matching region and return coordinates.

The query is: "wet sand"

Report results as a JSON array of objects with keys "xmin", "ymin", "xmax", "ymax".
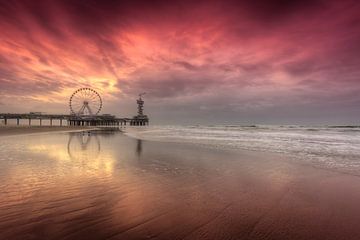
[
  {"xmin": 0, "ymin": 130, "xmax": 360, "ymax": 240},
  {"xmin": 0, "ymin": 126, "xmax": 97, "ymax": 136}
]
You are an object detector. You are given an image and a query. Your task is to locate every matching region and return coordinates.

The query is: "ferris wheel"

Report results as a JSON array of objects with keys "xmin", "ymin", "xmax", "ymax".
[{"xmin": 69, "ymin": 88, "xmax": 102, "ymax": 116}]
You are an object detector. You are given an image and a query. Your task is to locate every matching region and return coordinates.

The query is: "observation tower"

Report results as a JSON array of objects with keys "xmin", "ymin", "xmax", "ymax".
[{"xmin": 130, "ymin": 93, "xmax": 149, "ymax": 126}]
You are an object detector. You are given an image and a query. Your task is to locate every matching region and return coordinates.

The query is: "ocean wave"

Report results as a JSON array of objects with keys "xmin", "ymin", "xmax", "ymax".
[{"xmin": 124, "ymin": 125, "xmax": 360, "ymax": 176}]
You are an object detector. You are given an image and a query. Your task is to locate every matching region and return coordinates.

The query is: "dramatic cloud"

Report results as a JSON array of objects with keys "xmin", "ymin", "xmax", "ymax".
[{"xmin": 0, "ymin": 0, "xmax": 359, "ymax": 123}]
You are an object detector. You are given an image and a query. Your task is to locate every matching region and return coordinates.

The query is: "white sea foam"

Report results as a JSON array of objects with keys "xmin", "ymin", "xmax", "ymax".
[{"xmin": 124, "ymin": 125, "xmax": 360, "ymax": 175}]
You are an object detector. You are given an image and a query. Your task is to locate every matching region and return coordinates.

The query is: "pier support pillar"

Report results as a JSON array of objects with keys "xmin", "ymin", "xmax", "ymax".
[
  {"xmin": 4, "ymin": 118, "xmax": 7, "ymax": 125},
  {"xmin": 17, "ymin": 118, "xmax": 19, "ymax": 125},
  {"xmin": 60, "ymin": 119, "xmax": 63, "ymax": 126},
  {"xmin": 50, "ymin": 118, "xmax": 52, "ymax": 126},
  {"xmin": 29, "ymin": 119, "xmax": 31, "ymax": 126},
  {"xmin": 39, "ymin": 119, "xmax": 42, "ymax": 126}
]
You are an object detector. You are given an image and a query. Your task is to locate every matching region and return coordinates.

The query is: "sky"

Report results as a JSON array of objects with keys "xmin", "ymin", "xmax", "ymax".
[{"xmin": 0, "ymin": 0, "xmax": 360, "ymax": 125}]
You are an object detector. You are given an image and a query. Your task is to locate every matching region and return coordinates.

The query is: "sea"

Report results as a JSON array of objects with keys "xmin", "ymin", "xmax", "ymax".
[{"xmin": 125, "ymin": 125, "xmax": 360, "ymax": 176}]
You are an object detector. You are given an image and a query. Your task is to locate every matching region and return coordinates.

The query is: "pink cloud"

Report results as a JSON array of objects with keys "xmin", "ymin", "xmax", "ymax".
[{"xmin": 0, "ymin": 0, "xmax": 359, "ymax": 123}]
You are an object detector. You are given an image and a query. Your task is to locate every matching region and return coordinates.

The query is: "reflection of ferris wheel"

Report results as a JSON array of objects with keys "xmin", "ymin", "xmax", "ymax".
[
  {"xmin": 67, "ymin": 133, "xmax": 101, "ymax": 161},
  {"xmin": 69, "ymin": 88, "xmax": 102, "ymax": 116}
]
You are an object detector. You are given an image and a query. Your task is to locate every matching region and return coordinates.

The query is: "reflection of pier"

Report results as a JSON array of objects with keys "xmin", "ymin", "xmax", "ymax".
[
  {"xmin": 0, "ymin": 89, "xmax": 149, "ymax": 126},
  {"xmin": 136, "ymin": 139, "xmax": 143, "ymax": 156},
  {"xmin": 67, "ymin": 132, "xmax": 101, "ymax": 161}
]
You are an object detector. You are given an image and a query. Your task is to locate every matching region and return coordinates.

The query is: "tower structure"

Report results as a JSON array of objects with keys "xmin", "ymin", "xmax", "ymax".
[
  {"xmin": 131, "ymin": 93, "xmax": 149, "ymax": 126},
  {"xmin": 137, "ymin": 93, "xmax": 145, "ymax": 116}
]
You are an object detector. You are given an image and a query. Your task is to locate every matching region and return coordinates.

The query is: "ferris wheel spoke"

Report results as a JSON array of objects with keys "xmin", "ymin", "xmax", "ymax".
[
  {"xmin": 82, "ymin": 90, "xmax": 88, "ymax": 99},
  {"xmin": 84, "ymin": 89, "xmax": 90, "ymax": 99},
  {"xmin": 78, "ymin": 90, "xmax": 85, "ymax": 98},
  {"xmin": 89, "ymin": 98, "xmax": 98, "ymax": 104},
  {"xmin": 87, "ymin": 89, "xmax": 93, "ymax": 97},
  {"xmin": 72, "ymin": 97, "xmax": 81, "ymax": 102},
  {"xmin": 86, "ymin": 91, "xmax": 94, "ymax": 100},
  {"xmin": 72, "ymin": 98, "xmax": 81, "ymax": 104},
  {"xmin": 73, "ymin": 105, "xmax": 83, "ymax": 110},
  {"xmin": 89, "ymin": 94, "xmax": 98, "ymax": 100},
  {"xmin": 72, "ymin": 101, "xmax": 82, "ymax": 107}
]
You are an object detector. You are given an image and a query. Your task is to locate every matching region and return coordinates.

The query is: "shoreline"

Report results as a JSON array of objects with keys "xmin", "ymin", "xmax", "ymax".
[
  {"xmin": 0, "ymin": 125, "xmax": 99, "ymax": 137},
  {"xmin": 2, "ymin": 126, "xmax": 359, "ymax": 179},
  {"xmin": 123, "ymin": 132, "xmax": 360, "ymax": 180},
  {"xmin": 1, "ymin": 127, "xmax": 360, "ymax": 239}
]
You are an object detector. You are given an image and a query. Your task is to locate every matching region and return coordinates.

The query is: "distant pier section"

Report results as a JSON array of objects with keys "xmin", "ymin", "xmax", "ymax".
[{"xmin": 0, "ymin": 88, "xmax": 149, "ymax": 127}]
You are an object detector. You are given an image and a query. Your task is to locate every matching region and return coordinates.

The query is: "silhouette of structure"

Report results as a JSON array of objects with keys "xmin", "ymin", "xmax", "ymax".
[
  {"xmin": 130, "ymin": 93, "xmax": 149, "ymax": 126},
  {"xmin": 69, "ymin": 88, "xmax": 102, "ymax": 116},
  {"xmin": 0, "ymin": 89, "xmax": 149, "ymax": 126}
]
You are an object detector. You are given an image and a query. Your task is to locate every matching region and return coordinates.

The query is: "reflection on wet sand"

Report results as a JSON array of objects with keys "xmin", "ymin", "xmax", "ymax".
[
  {"xmin": 67, "ymin": 132, "xmax": 101, "ymax": 161},
  {"xmin": 1, "ymin": 130, "xmax": 360, "ymax": 240},
  {"xmin": 136, "ymin": 139, "xmax": 142, "ymax": 157}
]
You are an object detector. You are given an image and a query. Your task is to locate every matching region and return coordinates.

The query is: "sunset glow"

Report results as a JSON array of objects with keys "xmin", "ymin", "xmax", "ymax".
[{"xmin": 0, "ymin": 0, "xmax": 359, "ymax": 123}]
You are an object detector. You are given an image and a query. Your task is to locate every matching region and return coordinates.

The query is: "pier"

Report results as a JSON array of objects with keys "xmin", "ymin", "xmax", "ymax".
[
  {"xmin": 0, "ymin": 88, "xmax": 149, "ymax": 127},
  {"xmin": 0, "ymin": 113, "xmax": 148, "ymax": 126}
]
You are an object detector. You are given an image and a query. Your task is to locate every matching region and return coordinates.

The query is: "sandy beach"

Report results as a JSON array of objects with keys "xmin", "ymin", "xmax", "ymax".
[{"xmin": 0, "ymin": 129, "xmax": 359, "ymax": 240}]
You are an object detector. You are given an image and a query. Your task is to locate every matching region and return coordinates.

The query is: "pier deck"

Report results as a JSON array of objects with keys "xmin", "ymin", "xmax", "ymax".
[{"xmin": 0, "ymin": 113, "xmax": 149, "ymax": 126}]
